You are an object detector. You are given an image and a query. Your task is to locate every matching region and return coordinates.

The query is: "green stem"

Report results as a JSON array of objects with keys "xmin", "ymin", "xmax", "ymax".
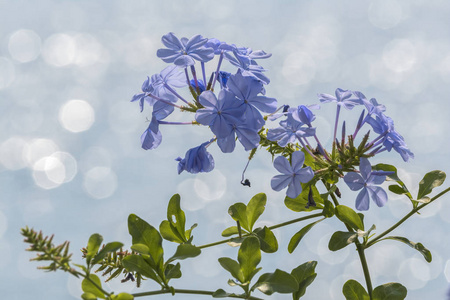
[
  {"xmin": 355, "ymin": 242, "xmax": 373, "ymax": 298},
  {"xmin": 132, "ymin": 288, "xmax": 263, "ymax": 300},
  {"xmin": 366, "ymin": 186, "xmax": 450, "ymax": 248},
  {"xmin": 197, "ymin": 213, "xmax": 324, "ymax": 249}
]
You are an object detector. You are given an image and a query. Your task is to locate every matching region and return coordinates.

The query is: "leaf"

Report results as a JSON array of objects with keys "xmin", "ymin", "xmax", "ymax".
[
  {"xmin": 291, "ymin": 261, "xmax": 318, "ymax": 300},
  {"xmin": 238, "ymin": 236, "xmax": 261, "ymax": 282},
  {"xmin": 122, "ymin": 254, "xmax": 161, "ymax": 284},
  {"xmin": 323, "ymin": 200, "xmax": 335, "ymax": 218},
  {"xmin": 342, "ymin": 279, "xmax": 370, "ymax": 300},
  {"xmin": 372, "ymin": 282, "xmax": 407, "ymax": 300},
  {"xmin": 86, "ymin": 234, "xmax": 103, "ymax": 265},
  {"xmin": 110, "ymin": 293, "xmax": 134, "ymax": 300},
  {"xmin": 252, "ymin": 269, "xmax": 298, "ymax": 295},
  {"xmin": 165, "ymin": 263, "xmax": 182, "ymax": 280},
  {"xmin": 218, "ymin": 257, "xmax": 244, "ymax": 283},
  {"xmin": 221, "ymin": 226, "xmax": 240, "ymax": 237},
  {"xmin": 128, "ymin": 214, "xmax": 164, "ymax": 270},
  {"xmin": 130, "ymin": 243, "xmax": 150, "ymax": 256},
  {"xmin": 288, "ymin": 219, "xmax": 324, "ymax": 253},
  {"xmin": 185, "ymin": 223, "xmax": 197, "ymax": 241},
  {"xmin": 253, "ymin": 226, "xmax": 278, "ymax": 253},
  {"xmin": 388, "ymin": 185, "xmax": 409, "ymax": 196},
  {"xmin": 335, "ymin": 205, "xmax": 364, "ymax": 231},
  {"xmin": 284, "ymin": 185, "xmax": 324, "ymax": 212},
  {"xmin": 212, "ymin": 289, "xmax": 240, "ymax": 298},
  {"xmin": 81, "ymin": 274, "xmax": 105, "ymax": 299},
  {"xmin": 91, "ymin": 241, "xmax": 123, "ymax": 265},
  {"xmin": 328, "ymin": 231, "xmax": 358, "ymax": 251},
  {"xmin": 373, "ymin": 164, "xmax": 414, "ymax": 205},
  {"xmin": 167, "ymin": 194, "xmax": 187, "ymax": 242},
  {"xmin": 81, "ymin": 293, "xmax": 98, "ymax": 300},
  {"xmin": 382, "ymin": 236, "xmax": 432, "ymax": 262},
  {"xmin": 166, "ymin": 244, "xmax": 201, "ymax": 264},
  {"xmin": 246, "ymin": 193, "xmax": 267, "ymax": 232},
  {"xmin": 417, "ymin": 170, "xmax": 446, "ymax": 200},
  {"xmin": 159, "ymin": 220, "xmax": 184, "ymax": 243},
  {"xmin": 228, "ymin": 203, "xmax": 249, "ymax": 231}
]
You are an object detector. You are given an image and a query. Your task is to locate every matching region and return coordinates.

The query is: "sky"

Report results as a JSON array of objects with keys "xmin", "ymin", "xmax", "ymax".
[{"xmin": 1, "ymin": 0, "xmax": 450, "ymax": 299}]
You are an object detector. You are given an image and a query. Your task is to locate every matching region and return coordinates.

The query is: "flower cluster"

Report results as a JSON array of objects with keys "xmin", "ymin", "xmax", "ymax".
[{"xmin": 131, "ymin": 33, "xmax": 414, "ymax": 211}]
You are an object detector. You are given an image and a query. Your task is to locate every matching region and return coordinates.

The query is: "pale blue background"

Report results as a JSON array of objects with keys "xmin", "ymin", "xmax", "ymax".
[{"xmin": 1, "ymin": 0, "xmax": 450, "ymax": 299}]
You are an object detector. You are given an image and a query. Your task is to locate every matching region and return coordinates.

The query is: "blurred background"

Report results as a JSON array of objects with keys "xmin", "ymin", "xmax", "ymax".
[{"xmin": 1, "ymin": 0, "xmax": 450, "ymax": 299}]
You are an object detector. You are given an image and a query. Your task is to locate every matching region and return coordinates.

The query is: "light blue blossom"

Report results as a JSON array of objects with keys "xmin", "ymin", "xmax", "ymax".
[
  {"xmin": 271, "ymin": 151, "xmax": 314, "ymax": 199},
  {"xmin": 141, "ymin": 116, "xmax": 162, "ymax": 150},
  {"xmin": 343, "ymin": 158, "xmax": 389, "ymax": 211},
  {"xmin": 267, "ymin": 114, "xmax": 316, "ymax": 147},
  {"xmin": 224, "ymin": 50, "xmax": 270, "ymax": 84},
  {"xmin": 318, "ymin": 88, "xmax": 362, "ymax": 110},
  {"xmin": 176, "ymin": 140, "xmax": 215, "ymax": 174}
]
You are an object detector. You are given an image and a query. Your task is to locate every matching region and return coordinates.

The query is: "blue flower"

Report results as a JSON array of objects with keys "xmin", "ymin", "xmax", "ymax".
[
  {"xmin": 343, "ymin": 158, "xmax": 388, "ymax": 211},
  {"xmin": 217, "ymin": 122, "xmax": 260, "ymax": 153},
  {"xmin": 224, "ymin": 50, "xmax": 270, "ymax": 84},
  {"xmin": 218, "ymin": 71, "xmax": 231, "ymax": 88},
  {"xmin": 131, "ymin": 76, "xmax": 156, "ymax": 112},
  {"xmin": 195, "ymin": 90, "xmax": 244, "ymax": 138},
  {"xmin": 271, "ymin": 151, "xmax": 314, "ymax": 199},
  {"xmin": 267, "ymin": 114, "xmax": 316, "ymax": 147},
  {"xmin": 141, "ymin": 116, "xmax": 162, "ymax": 150},
  {"xmin": 190, "ymin": 79, "xmax": 206, "ymax": 93},
  {"xmin": 176, "ymin": 141, "xmax": 215, "ymax": 174},
  {"xmin": 289, "ymin": 104, "xmax": 319, "ymax": 127},
  {"xmin": 157, "ymin": 33, "xmax": 215, "ymax": 67},
  {"xmin": 353, "ymin": 91, "xmax": 386, "ymax": 117},
  {"xmin": 318, "ymin": 88, "xmax": 362, "ymax": 110}
]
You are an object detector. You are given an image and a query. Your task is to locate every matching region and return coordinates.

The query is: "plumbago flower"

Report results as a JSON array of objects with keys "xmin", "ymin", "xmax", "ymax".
[
  {"xmin": 267, "ymin": 111, "xmax": 316, "ymax": 147},
  {"xmin": 176, "ymin": 140, "xmax": 214, "ymax": 174},
  {"xmin": 343, "ymin": 158, "xmax": 389, "ymax": 211},
  {"xmin": 271, "ymin": 151, "xmax": 314, "ymax": 199}
]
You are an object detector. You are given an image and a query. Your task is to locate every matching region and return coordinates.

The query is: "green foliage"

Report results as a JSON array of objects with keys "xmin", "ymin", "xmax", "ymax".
[
  {"xmin": 227, "ymin": 193, "xmax": 267, "ymax": 232},
  {"xmin": 373, "ymin": 164, "xmax": 415, "ymax": 207},
  {"xmin": 253, "ymin": 226, "xmax": 278, "ymax": 253},
  {"xmin": 328, "ymin": 231, "xmax": 358, "ymax": 251},
  {"xmin": 335, "ymin": 205, "xmax": 364, "ymax": 231},
  {"xmin": 288, "ymin": 219, "xmax": 325, "ymax": 253},
  {"xmin": 86, "ymin": 234, "xmax": 103, "ymax": 266},
  {"xmin": 82, "ymin": 274, "xmax": 105, "ymax": 299},
  {"xmin": 380, "ymin": 236, "xmax": 432, "ymax": 262},
  {"xmin": 342, "ymin": 279, "xmax": 370, "ymax": 300},
  {"xmin": 322, "ymin": 199, "xmax": 335, "ymax": 218},
  {"xmin": 291, "ymin": 261, "xmax": 318, "ymax": 299},
  {"xmin": 110, "ymin": 293, "xmax": 134, "ymax": 300},
  {"xmin": 122, "ymin": 254, "xmax": 161, "ymax": 285},
  {"xmin": 252, "ymin": 269, "xmax": 298, "ymax": 295},
  {"xmin": 372, "ymin": 283, "xmax": 407, "ymax": 300},
  {"xmin": 91, "ymin": 242, "xmax": 124, "ymax": 265},
  {"xmin": 284, "ymin": 185, "xmax": 324, "ymax": 212},
  {"xmin": 417, "ymin": 170, "xmax": 446, "ymax": 201},
  {"xmin": 166, "ymin": 244, "xmax": 201, "ymax": 264}
]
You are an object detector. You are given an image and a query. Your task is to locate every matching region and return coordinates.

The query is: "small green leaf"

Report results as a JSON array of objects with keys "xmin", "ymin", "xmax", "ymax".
[
  {"xmin": 335, "ymin": 205, "xmax": 364, "ymax": 231},
  {"xmin": 372, "ymin": 282, "xmax": 407, "ymax": 300},
  {"xmin": 166, "ymin": 244, "xmax": 201, "ymax": 264},
  {"xmin": 323, "ymin": 200, "xmax": 335, "ymax": 218},
  {"xmin": 246, "ymin": 193, "xmax": 267, "ymax": 232},
  {"xmin": 228, "ymin": 203, "xmax": 249, "ymax": 231},
  {"xmin": 252, "ymin": 269, "xmax": 298, "ymax": 295},
  {"xmin": 218, "ymin": 257, "xmax": 244, "ymax": 283},
  {"xmin": 212, "ymin": 289, "xmax": 240, "ymax": 298},
  {"xmin": 159, "ymin": 220, "xmax": 184, "ymax": 243},
  {"xmin": 165, "ymin": 263, "xmax": 182, "ymax": 280},
  {"xmin": 122, "ymin": 254, "xmax": 161, "ymax": 284},
  {"xmin": 185, "ymin": 223, "xmax": 197, "ymax": 241},
  {"xmin": 288, "ymin": 219, "xmax": 324, "ymax": 253},
  {"xmin": 82, "ymin": 274, "xmax": 105, "ymax": 299},
  {"xmin": 238, "ymin": 236, "xmax": 261, "ymax": 282},
  {"xmin": 342, "ymin": 279, "xmax": 370, "ymax": 300},
  {"xmin": 417, "ymin": 170, "xmax": 446, "ymax": 200},
  {"xmin": 253, "ymin": 226, "xmax": 278, "ymax": 253},
  {"xmin": 110, "ymin": 293, "xmax": 134, "ymax": 300},
  {"xmin": 382, "ymin": 236, "xmax": 432, "ymax": 262},
  {"xmin": 221, "ymin": 226, "xmax": 240, "ymax": 237},
  {"xmin": 91, "ymin": 241, "xmax": 123, "ymax": 265},
  {"xmin": 167, "ymin": 194, "xmax": 187, "ymax": 242},
  {"xmin": 388, "ymin": 185, "xmax": 409, "ymax": 196},
  {"xmin": 291, "ymin": 261, "xmax": 318, "ymax": 300},
  {"xmin": 328, "ymin": 231, "xmax": 358, "ymax": 251},
  {"xmin": 284, "ymin": 185, "xmax": 324, "ymax": 212},
  {"xmin": 128, "ymin": 214, "xmax": 164, "ymax": 270},
  {"xmin": 86, "ymin": 234, "xmax": 103, "ymax": 265},
  {"xmin": 130, "ymin": 243, "xmax": 150, "ymax": 256},
  {"xmin": 81, "ymin": 292, "xmax": 97, "ymax": 300}
]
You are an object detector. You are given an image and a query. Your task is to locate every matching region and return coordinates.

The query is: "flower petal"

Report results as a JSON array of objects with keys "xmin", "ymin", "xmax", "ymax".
[
  {"xmin": 273, "ymin": 155, "xmax": 292, "ymax": 174},
  {"xmin": 355, "ymin": 188, "xmax": 370, "ymax": 211},
  {"xmin": 344, "ymin": 172, "xmax": 364, "ymax": 191},
  {"xmin": 368, "ymin": 186, "xmax": 388, "ymax": 207},
  {"xmin": 271, "ymin": 174, "xmax": 292, "ymax": 192}
]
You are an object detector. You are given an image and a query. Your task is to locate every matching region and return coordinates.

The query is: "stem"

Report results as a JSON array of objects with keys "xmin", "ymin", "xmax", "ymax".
[
  {"xmin": 366, "ymin": 186, "xmax": 450, "ymax": 248},
  {"xmin": 211, "ymin": 51, "xmax": 224, "ymax": 91},
  {"xmin": 164, "ymin": 83, "xmax": 190, "ymax": 105},
  {"xmin": 77, "ymin": 271, "xmax": 111, "ymax": 297},
  {"xmin": 133, "ymin": 288, "xmax": 263, "ymax": 300},
  {"xmin": 355, "ymin": 242, "xmax": 373, "ymax": 297},
  {"xmin": 201, "ymin": 62, "xmax": 207, "ymax": 88},
  {"xmin": 197, "ymin": 213, "xmax": 324, "ymax": 249},
  {"xmin": 147, "ymin": 94, "xmax": 183, "ymax": 109},
  {"xmin": 332, "ymin": 104, "xmax": 341, "ymax": 159}
]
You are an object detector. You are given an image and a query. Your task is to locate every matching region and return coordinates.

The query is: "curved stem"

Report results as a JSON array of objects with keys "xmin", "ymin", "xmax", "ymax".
[{"xmin": 133, "ymin": 288, "xmax": 263, "ymax": 300}]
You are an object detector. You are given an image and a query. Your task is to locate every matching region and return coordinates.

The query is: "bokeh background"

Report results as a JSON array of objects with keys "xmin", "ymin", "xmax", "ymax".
[{"xmin": 1, "ymin": 0, "xmax": 450, "ymax": 299}]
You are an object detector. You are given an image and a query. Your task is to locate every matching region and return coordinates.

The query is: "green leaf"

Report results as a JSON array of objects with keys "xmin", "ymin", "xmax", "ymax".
[
  {"xmin": 110, "ymin": 293, "xmax": 134, "ymax": 300},
  {"xmin": 342, "ymin": 279, "xmax": 370, "ymax": 300},
  {"xmin": 218, "ymin": 257, "xmax": 244, "ymax": 283},
  {"xmin": 238, "ymin": 236, "xmax": 261, "ymax": 282},
  {"xmin": 86, "ymin": 234, "xmax": 103, "ymax": 265},
  {"xmin": 288, "ymin": 219, "xmax": 324, "ymax": 253},
  {"xmin": 253, "ymin": 226, "xmax": 278, "ymax": 253},
  {"xmin": 284, "ymin": 185, "xmax": 324, "ymax": 212},
  {"xmin": 246, "ymin": 193, "xmax": 267, "ymax": 232},
  {"xmin": 81, "ymin": 274, "xmax": 105, "ymax": 299},
  {"xmin": 335, "ymin": 205, "xmax": 364, "ymax": 231},
  {"xmin": 291, "ymin": 261, "xmax": 318, "ymax": 300},
  {"xmin": 81, "ymin": 292, "xmax": 97, "ymax": 300},
  {"xmin": 165, "ymin": 263, "xmax": 182, "ymax": 280},
  {"xmin": 122, "ymin": 254, "xmax": 161, "ymax": 284},
  {"xmin": 372, "ymin": 282, "xmax": 407, "ymax": 300},
  {"xmin": 221, "ymin": 226, "xmax": 240, "ymax": 237},
  {"xmin": 185, "ymin": 223, "xmax": 197, "ymax": 241},
  {"xmin": 328, "ymin": 231, "xmax": 358, "ymax": 251},
  {"xmin": 91, "ymin": 241, "xmax": 123, "ymax": 265},
  {"xmin": 128, "ymin": 214, "xmax": 163, "ymax": 270},
  {"xmin": 417, "ymin": 170, "xmax": 446, "ymax": 200},
  {"xmin": 382, "ymin": 236, "xmax": 432, "ymax": 262},
  {"xmin": 167, "ymin": 194, "xmax": 187, "ymax": 242},
  {"xmin": 323, "ymin": 199, "xmax": 335, "ymax": 218},
  {"xmin": 228, "ymin": 203, "xmax": 249, "ymax": 231},
  {"xmin": 159, "ymin": 220, "xmax": 184, "ymax": 243},
  {"xmin": 388, "ymin": 185, "xmax": 409, "ymax": 196},
  {"xmin": 252, "ymin": 269, "xmax": 298, "ymax": 295},
  {"xmin": 373, "ymin": 164, "xmax": 414, "ymax": 205},
  {"xmin": 130, "ymin": 243, "xmax": 150, "ymax": 256},
  {"xmin": 212, "ymin": 289, "xmax": 241, "ymax": 298},
  {"xmin": 166, "ymin": 244, "xmax": 201, "ymax": 264}
]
